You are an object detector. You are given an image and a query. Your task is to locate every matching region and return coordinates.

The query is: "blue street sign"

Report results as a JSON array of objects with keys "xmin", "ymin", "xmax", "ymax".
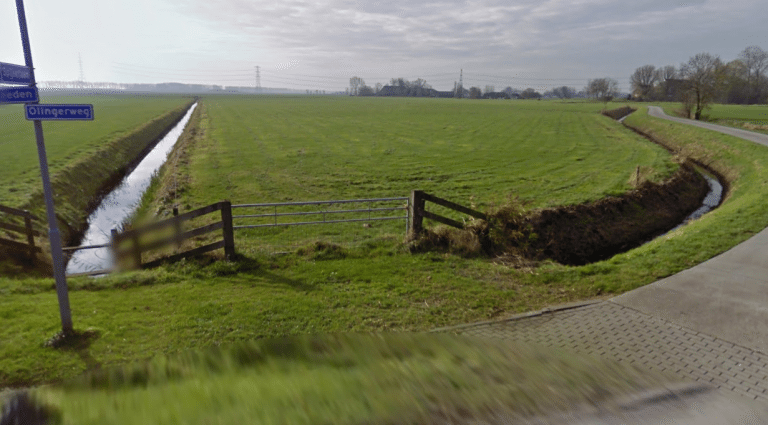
[
  {"xmin": 25, "ymin": 104, "xmax": 94, "ymax": 121},
  {"xmin": 0, "ymin": 86, "xmax": 38, "ymax": 104},
  {"xmin": 0, "ymin": 61, "xmax": 31, "ymax": 85}
]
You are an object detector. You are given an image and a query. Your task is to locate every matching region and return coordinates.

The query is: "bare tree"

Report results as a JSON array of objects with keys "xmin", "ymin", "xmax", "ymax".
[
  {"xmin": 484, "ymin": 85, "xmax": 495, "ymax": 95},
  {"xmin": 349, "ymin": 76, "xmax": 364, "ymax": 96},
  {"xmin": 738, "ymin": 46, "xmax": 768, "ymax": 103},
  {"xmin": 651, "ymin": 65, "xmax": 678, "ymax": 101},
  {"xmin": 359, "ymin": 85, "xmax": 374, "ymax": 96},
  {"xmin": 521, "ymin": 88, "xmax": 541, "ymax": 99},
  {"xmin": 721, "ymin": 60, "xmax": 750, "ymax": 104},
  {"xmin": 656, "ymin": 65, "xmax": 677, "ymax": 81},
  {"xmin": 374, "ymin": 82, "xmax": 383, "ymax": 94},
  {"xmin": 679, "ymin": 52, "xmax": 724, "ymax": 119},
  {"xmin": 552, "ymin": 86, "xmax": 576, "ymax": 99},
  {"xmin": 586, "ymin": 78, "xmax": 619, "ymax": 101},
  {"xmin": 469, "ymin": 86, "xmax": 482, "ymax": 99},
  {"xmin": 630, "ymin": 65, "xmax": 658, "ymax": 100}
]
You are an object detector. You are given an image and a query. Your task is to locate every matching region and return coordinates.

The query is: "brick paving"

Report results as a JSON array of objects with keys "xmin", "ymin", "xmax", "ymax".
[{"xmin": 444, "ymin": 301, "xmax": 768, "ymax": 401}]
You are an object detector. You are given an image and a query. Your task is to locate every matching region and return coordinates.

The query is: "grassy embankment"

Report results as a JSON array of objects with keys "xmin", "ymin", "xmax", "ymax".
[
  {"xmin": 3, "ymin": 98, "xmax": 768, "ymax": 394},
  {"xmin": 0, "ymin": 94, "xmax": 194, "ymax": 275},
  {"xmin": 24, "ymin": 333, "xmax": 676, "ymax": 425}
]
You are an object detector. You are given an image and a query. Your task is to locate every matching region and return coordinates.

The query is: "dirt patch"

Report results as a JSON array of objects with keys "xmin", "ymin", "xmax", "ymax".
[
  {"xmin": 602, "ymin": 106, "xmax": 636, "ymax": 120},
  {"xmin": 411, "ymin": 162, "xmax": 710, "ymax": 266}
]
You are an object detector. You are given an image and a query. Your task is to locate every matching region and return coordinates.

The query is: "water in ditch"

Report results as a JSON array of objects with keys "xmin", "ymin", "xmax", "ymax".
[
  {"xmin": 666, "ymin": 171, "xmax": 723, "ymax": 233},
  {"xmin": 65, "ymin": 103, "xmax": 197, "ymax": 275}
]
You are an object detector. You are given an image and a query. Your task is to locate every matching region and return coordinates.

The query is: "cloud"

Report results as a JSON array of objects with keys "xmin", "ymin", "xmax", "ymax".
[{"xmin": 165, "ymin": 0, "xmax": 767, "ymax": 89}]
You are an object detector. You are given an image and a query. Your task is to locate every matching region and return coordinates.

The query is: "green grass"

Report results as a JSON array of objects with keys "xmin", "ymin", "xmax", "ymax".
[
  {"xmin": 161, "ymin": 96, "xmax": 675, "ymax": 251},
  {"xmin": 0, "ymin": 94, "xmax": 192, "ymax": 207},
  {"xmin": 3, "ymin": 99, "xmax": 768, "ymax": 393},
  {"xmin": 27, "ymin": 333, "xmax": 675, "ymax": 425},
  {"xmin": 705, "ymin": 103, "xmax": 768, "ymax": 134}
]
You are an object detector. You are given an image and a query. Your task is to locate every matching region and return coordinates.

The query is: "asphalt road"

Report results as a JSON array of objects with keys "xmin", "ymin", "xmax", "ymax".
[{"xmin": 647, "ymin": 105, "xmax": 768, "ymax": 147}]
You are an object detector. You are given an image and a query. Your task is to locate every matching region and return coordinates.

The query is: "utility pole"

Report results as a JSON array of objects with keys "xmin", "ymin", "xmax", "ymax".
[
  {"xmin": 255, "ymin": 66, "xmax": 261, "ymax": 93},
  {"xmin": 455, "ymin": 69, "xmax": 464, "ymax": 98},
  {"xmin": 78, "ymin": 53, "xmax": 84, "ymax": 88}
]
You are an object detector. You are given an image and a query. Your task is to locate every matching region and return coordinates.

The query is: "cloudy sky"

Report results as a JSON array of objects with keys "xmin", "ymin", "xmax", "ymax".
[{"xmin": 1, "ymin": 0, "xmax": 765, "ymax": 93}]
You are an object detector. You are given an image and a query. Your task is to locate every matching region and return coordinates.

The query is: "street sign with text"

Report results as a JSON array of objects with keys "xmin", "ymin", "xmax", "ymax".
[
  {"xmin": 0, "ymin": 61, "xmax": 31, "ymax": 85},
  {"xmin": 25, "ymin": 104, "xmax": 94, "ymax": 121},
  {"xmin": 0, "ymin": 86, "xmax": 38, "ymax": 104}
]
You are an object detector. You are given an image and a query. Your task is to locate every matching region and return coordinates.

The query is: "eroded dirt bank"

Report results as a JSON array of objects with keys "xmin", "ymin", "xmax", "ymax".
[{"xmin": 526, "ymin": 163, "xmax": 710, "ymax": 265}]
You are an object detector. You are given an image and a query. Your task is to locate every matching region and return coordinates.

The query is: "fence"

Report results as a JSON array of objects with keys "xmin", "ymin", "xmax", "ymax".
[
  {"xmin": 232, "ymin": 197, "xmax": 410, "ymax": 253},
  {"xmin": 408, "ymin": 190, "xmax": 487, "ymax": 236},
  {"xmin": 111, "ymin": 201, "xmax": 234, "ymax": 269},
  {"xmin": 0, "ymin": 204, "xmax": 40, "ymax": 259},
  {"xmin": 60, "ymin": 192, "xmax": 483, "ymax": 273}
]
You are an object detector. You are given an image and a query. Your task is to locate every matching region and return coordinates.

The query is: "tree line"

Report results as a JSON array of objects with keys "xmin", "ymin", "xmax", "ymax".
[{"xmin": 630, "ymin": 45, "xmax": 767, "ymax": 119}]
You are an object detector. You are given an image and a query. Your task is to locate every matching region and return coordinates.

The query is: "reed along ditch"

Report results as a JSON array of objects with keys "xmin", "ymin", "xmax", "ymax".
[{"xmin": 65, "ymin": 102, "xmax": 198, "ymax": 275}]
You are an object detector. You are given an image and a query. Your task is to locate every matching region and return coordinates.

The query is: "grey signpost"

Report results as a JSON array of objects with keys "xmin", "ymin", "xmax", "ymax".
[{"xmin": 9, "ymin": 0, "xmax": 94, "ymax": 333}]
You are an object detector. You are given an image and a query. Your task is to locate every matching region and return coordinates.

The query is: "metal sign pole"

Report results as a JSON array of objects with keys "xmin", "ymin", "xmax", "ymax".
[{"xmin": 15, "ymin": 0, "xmax": 73, "ymax": 332}]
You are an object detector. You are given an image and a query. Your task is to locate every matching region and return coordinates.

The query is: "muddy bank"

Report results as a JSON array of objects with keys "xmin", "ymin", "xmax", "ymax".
[
  {"xmin": 526, "ymin": 163, "xmax": 710, "ymax": 265},
  {"xmin": 18, "ymin": 99, "xmax": 196, "ymax": 272}
]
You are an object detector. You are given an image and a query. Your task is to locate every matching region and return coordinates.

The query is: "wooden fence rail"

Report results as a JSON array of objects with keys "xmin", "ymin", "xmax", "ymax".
[
  {"xmin": 409, "ymin": 190, "xmax": 487, "ymax": 236},
  {"xmin": 0, "ymin": 204, "xmax": 41, "ymax": 258},
  {"xmin": 111, "ymin": 201, "xmax": 235, "ymax": 269}
]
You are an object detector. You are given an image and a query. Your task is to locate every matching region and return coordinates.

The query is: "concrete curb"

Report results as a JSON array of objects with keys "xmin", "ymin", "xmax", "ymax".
[{"xmin": 431, "ymin": 299, "xmax": 603, "ymax": 333}]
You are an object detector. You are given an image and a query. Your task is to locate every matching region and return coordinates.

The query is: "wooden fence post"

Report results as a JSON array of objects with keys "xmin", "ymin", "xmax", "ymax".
[
  {"xmin": 24, "ymin": 212, "xmax": 35, "ymax": 259},
  {"xmin": 173, "ymin": 207, "xmax": 182, "ymax": 250},
  {"xmin": 131, "ymin": 232, "xmax": 142, "ymax": 269},
  {"xmin": 221, "ymin": 201, "xmax": 235, "ymax": 260},
  {"xmin": 409, "ymin": 190, "xmax": 425, "ymax": 238}
]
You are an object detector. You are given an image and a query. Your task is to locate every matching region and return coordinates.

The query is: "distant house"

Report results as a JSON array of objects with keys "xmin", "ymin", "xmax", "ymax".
[
  {"xmin": 482, "ymin": 92, "xmax": 511, "ymax": 100},
  {"xmin": 376, "ymin": 85, "xmax": 454, "ymax": 98}
]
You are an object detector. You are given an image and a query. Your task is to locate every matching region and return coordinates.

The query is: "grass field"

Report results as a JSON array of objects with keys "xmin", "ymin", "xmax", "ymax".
[
  {"xmin": 153, "ymin": 96, "xmax": 676, "ymax": 252},
  {"xmin": 706, "ymin": 103, "xmax": 768, "ymax": 134},
  {"xmin": 0, "ymin": 94, "xmax": 191, "ymax": 207},
  {"xmin": 4, "ymin": 98, "xmax": 768, "ymax": 404}
]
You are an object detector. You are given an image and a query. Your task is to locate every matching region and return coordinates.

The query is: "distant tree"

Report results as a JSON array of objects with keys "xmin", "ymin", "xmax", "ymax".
[
  {"xmin": 469, "ymin": 86, "xmax": 482, "ymax": 99},
  {"xmin": 738, "ymin": 46, "xmax": 768, "ymax": 103},
  {"xmin": 502, "ymin": 86, "xmax": 518, "ymax": 98},
  {"xmin": 521, "ymin": 88, "xmax": 541, "ymax": 99},
  {"xmin": 484, "ymin": 85, "xmax": 495, "ymax": 95},
  {"xmin": 455, "ymin": 82, "xmax": 465, "ymax": 98},
  {"xmin": 390, "ymin": 78, "xmax": 406, "ymax": 88},
  {"xmin": 552, "ymin": 86, "xmax": 576, "ymax": 99},
  {"xmin": 630, "ymin": 65, "xmax": 658, "ymax": 100},
  {"xmin": 349, "ymin": 77, "xmax": 365, "ymax": 96},
  {"xmin": 358, "ymin": 85, "xmax": 375, "ymax": 96},
  {"xmin": 721, "ymin": 60, "xmax": 750, "ymax": 104},
  {"xmin": 586, "ymin": 78, "xmax": 619, "ymax": 103},
  {"xmin": 679, "ymin": 52, "xmax": 724, "ymax": 119},
  {"xmin": 656, "ymin": 65, "xmax": 677, "ymax": 81},
  {"xmin": 374, "ymin": 82, "xmax": 383, "ymax": 94}
]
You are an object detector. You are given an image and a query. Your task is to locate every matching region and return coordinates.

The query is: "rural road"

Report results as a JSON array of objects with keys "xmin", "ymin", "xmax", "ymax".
[
  {"xmin": 618, "ymin": 106, "xmax": 768, "ymax": 354},
  {"xmin": 448, "ymin": 107, "xmax": 768, "ymax": 422},
  {"xmin": 647, "ymin": 105, "xmax": 768, "ymax": 147}
]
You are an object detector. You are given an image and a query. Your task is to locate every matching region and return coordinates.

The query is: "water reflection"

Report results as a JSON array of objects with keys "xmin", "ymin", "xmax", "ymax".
[{"xmin": 66, "ymin": 103, "xmax": 197, "ymax": 275}]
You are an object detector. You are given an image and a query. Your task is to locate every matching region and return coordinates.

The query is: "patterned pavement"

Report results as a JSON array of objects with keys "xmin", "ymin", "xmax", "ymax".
[{"xmin": 440, "ymin": 301, "xmax": 768, "ymax": 401}]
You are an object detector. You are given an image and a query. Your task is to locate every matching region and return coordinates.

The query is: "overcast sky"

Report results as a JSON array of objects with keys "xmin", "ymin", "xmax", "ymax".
[{"xmin": 1, "ymin": 0, "xmax": 765, "ymax": 93}]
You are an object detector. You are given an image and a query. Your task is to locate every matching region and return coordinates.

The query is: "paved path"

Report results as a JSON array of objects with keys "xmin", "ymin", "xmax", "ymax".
[{"xmin": 440, "ymin": 107, "xmax": 768, "ymax": 403}]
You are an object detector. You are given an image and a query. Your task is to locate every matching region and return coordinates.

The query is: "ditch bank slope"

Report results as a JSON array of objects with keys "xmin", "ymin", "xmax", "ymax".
[
  {"xmin": 527, "ymin": 163, "xmax": 709, "ymax": 265},
  {"xmin": 20, "ymin": 99, "xmax": 195, "ymax": 271}
]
